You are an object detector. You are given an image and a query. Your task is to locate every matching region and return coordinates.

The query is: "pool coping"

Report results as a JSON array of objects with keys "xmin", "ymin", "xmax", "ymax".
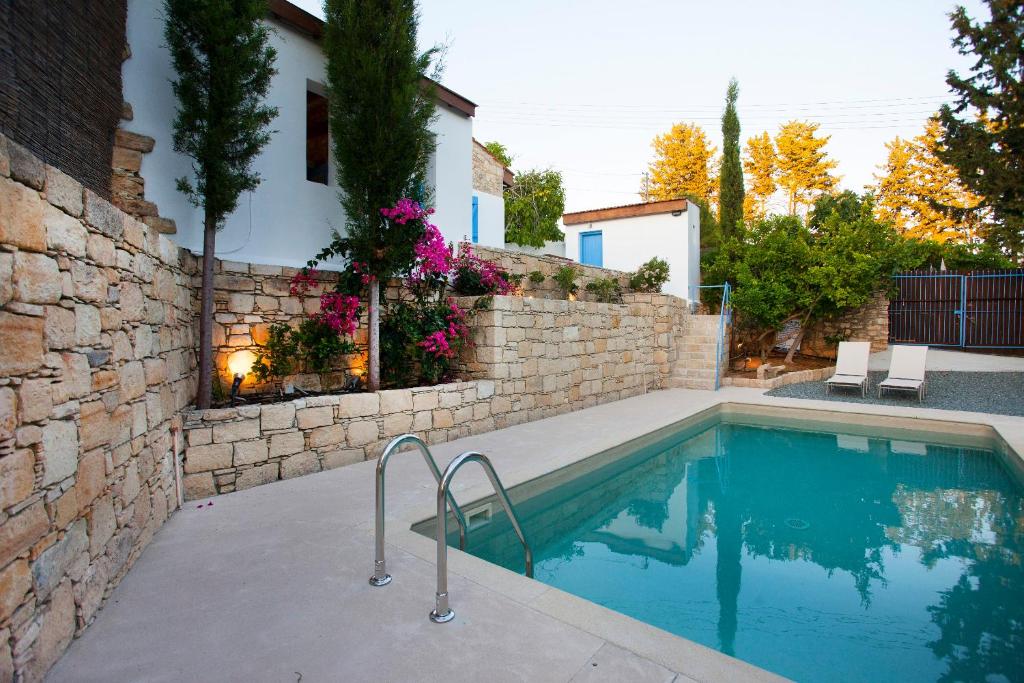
[{"xmin": 377, "ymin": 388, "xmax": 1024, "ymax": 683}]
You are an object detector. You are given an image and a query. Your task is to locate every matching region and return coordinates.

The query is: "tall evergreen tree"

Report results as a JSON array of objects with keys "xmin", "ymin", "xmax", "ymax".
[
  {"xmin": 719, "ymin": 79, "xmax": 745, "ymax": 238},
  {"xmin": 937, "ymin": 0, "xmax": 1024, "ymax": 259},
  {"xmin": 164, "ymin": 0, "xmax": 278, "ymax": 408},
  {"xmin": 322, "ymin": 0, "xmax": 440, "ymax": 390}
]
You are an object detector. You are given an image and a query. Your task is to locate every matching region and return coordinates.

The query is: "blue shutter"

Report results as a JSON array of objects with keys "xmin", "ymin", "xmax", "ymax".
[
  {"xmin": 472, "ymin": 195, "xmax": 479, "ymax": 243},
  {"xmin": 579, "ymin": 231, "xmax": 603, "ymax": 267}
]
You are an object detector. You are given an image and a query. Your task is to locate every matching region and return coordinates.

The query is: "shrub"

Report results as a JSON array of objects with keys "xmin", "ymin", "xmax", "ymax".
[
  {"xmin": 528, "ymin": 270, "xmax": 545, "ymax": 284},
  {"xmin": 629, "ymin": 257, "xmax": 671, "ymax": 292},
  {"xmin": 451, "ymin": 248, "xmax": 516, "ymax": 295},
  {"xmin": 585, "ymin": 277, "xmax": 623, "ymax": 303},
  {"xmin": 253, "ymin": 317, "xmax": 357, "ymax": 383},
  {"xmin": 553, "ymin": 265, "xmax": 580, "ymax": 298}
]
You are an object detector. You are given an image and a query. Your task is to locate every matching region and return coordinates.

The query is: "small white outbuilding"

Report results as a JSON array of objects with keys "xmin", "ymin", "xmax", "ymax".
[{"xmin": 562, "ymin": 199, "xmax": 701, "ymax": 299}]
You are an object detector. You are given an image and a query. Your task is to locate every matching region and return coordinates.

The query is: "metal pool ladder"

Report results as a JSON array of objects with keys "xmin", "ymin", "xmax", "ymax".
[
  {"xmin": 430, "ymin": 451, "xmax": 533, "ymax": 624},
  {"xmin": 370, "ymin": 434, "xmax": 469, "ymax": 587}
]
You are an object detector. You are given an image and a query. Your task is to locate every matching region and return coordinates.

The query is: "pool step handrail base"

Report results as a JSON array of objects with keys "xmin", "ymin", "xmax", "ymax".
[
  {"xmin": 431, "ymin": 451, "xmax": 533, "ymax": 623},
  {"xmin": 370, "ymin": 434, "xmax": 468, "ymax": 587}
]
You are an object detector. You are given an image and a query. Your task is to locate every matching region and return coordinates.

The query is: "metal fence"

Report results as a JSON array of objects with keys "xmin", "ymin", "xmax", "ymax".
[{"xmin": 889, "ymin": 270, "xmax": 1024, "ymax": 349}]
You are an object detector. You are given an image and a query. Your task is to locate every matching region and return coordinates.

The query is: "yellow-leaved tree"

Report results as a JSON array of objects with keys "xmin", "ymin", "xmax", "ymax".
[
  {"xmin": 743, "ymin": 131, "xmax": 777, "ymax": 221},
  {"xmin": 873, "ymin": 118, "xmax": 987, "ymax": 243},
  {"xmin": 775, "ymin": 121, "xmax": 839, "ymax": 215},
  {"xmin": 644, "ymin": 122, "xmax": 718, "ymax": 209}
]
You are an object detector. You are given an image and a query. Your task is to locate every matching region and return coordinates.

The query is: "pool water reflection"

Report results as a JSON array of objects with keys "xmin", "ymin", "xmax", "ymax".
[{"xmin": 450, "ymin": 419, "xmax": 1024, "ymax": 682}]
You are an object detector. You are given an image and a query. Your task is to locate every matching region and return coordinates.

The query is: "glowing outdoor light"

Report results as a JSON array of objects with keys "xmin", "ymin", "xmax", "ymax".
[{"xmin": 226, "ymin": 350, "xmax": 257, "ymax": 402}]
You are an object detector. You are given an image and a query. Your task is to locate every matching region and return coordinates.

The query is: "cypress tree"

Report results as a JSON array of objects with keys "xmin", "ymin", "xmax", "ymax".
[
  {"xmin": 937, "ymin": 0, "xmax": 1024, "ymax": 259},
  {"xmin": 719, "ymin": 78, "xmax": 745, "ymax": 238},
  {"xmin": 323, "ymin": 0, "xmax": 440, "ymax": 390},
  {"xmin": 164, "ymin": 0, "xmax": 278, "ymax": 408}
]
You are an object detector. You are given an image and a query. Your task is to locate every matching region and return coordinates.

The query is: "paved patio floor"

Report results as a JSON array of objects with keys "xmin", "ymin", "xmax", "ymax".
[{"xmin": 47, "ymin": 387, "xmax": 1024, "ymax": 683}]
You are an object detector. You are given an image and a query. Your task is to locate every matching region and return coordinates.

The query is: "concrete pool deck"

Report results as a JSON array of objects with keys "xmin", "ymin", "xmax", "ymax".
[{"xmin": 47, "ymin": 387, "xmax": 1024, "ymax": 683}]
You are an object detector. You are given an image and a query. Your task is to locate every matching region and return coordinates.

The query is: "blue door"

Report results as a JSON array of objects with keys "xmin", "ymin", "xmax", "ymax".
[
  {"xmin": 471, "ymin": 196, "xmax": 479, "ymax": 243},
  {"xmin": 579, "ymin": 230, "xmax": 603, "ymax": 267}
]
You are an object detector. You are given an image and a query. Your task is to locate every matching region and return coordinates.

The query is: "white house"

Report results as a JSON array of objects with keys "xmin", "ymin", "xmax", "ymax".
[
  {"xmin": 562, "ymin": 199, "xmax": 700, "ymax": 299},
  {"xmin": 121, "ymin": 0, "xmax": 495, "ymax": 268}
]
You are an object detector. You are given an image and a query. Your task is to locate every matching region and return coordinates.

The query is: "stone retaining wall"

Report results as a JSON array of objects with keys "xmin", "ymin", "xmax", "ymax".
[
  {"xmin": 459, "ymin": 293, "xmax": 684, "ymax": 401},
  {"xmin": 722, "ymin": 365, "xmax": 835, "ymax": 390},
  {"xmin": 181, "ymin": 381, "xmax": 501, "ymax": 498},
  {"xmin": 181, "ymin": 292, "xmax": 698, "ymax": 499},
  {"xmin": 468, "ymin": 244, "xmax": 635, "ymax": 301},
  {"xmin": 802, "ymin": 292, "xmax": 890, "ymax": 358},
  {"xmin": 0, "ymin": 134, "xmax": 195, "ymax": 680}
]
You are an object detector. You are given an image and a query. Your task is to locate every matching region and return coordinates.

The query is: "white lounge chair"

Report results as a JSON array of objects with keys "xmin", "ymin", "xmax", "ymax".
[
  {"xmin": 878, "ymin": 345, "xmax": 928, "ymax": 402},
  {"xmin": 825, "ymin": 341, "xmax": 871, "ymax": 397}
]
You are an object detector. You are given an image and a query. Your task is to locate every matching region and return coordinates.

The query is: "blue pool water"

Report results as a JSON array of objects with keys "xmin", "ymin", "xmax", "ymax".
[{"xmin": 438, "ymin": 415, "xmax": 1024, "ymax": 682}]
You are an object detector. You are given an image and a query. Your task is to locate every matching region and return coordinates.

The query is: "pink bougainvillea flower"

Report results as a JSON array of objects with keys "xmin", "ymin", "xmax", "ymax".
[
  {"xmin": 289, "ymin": 268, "xmax": 321, "ymax": 296},
  {"xmin": 318, "ymin": 292, "xmax": 361, "ymax": 336}
]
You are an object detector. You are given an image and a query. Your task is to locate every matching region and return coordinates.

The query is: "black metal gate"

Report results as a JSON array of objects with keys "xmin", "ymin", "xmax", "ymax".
[{"xmin": 889, "ymin": 270, "xmax": 1024, "ymax": 348}]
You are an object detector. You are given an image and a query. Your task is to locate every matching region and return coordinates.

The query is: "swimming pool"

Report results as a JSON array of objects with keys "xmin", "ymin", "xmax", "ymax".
[{"xmin": 418, "ymin": 410, "xmax": 1024, "ymax": 682}]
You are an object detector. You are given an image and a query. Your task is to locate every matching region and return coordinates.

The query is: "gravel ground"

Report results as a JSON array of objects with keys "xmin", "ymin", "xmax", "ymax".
[{"xmin": 765, "ymin": 371, "xmax": 1024, "ymax": 417}]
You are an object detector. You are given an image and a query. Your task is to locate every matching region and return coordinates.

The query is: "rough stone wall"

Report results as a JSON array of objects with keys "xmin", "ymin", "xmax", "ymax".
[
  {"xmin": 801, "ymin": 292, "xmax": 890, "ymax": 358},
  {"xmin": 0, "ymin": 134, "xmax": 195, "ymax": 681},
  {"xmin": 468, "ymin": 244, "xmax": 634, "ymax": 301},
  {"xmin": 471, "ymin": 142, "xmax": 504, "ymax": 196}
]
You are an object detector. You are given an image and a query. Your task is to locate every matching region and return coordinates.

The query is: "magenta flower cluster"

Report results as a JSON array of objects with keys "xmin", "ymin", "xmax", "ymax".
[
  {"xmin": 381, "ymin": 198, "xmax": 434, "ymax": 225},
  {"xmin": 455, "ymin": 248, "xmax": 516, "ymax": 295},
  {"xmin": 419, "ymin": 299, "xmax": 470, "ymax": 359},
  {"xmin": 318, "ymin": 292, "xmax": 360, "ymax": 336},
  {"xmin": 412, "ymin": 222, "xmax": 453, "ymax": 280},
  {"xmin": 289, "ymin": 267, "xmax": 321, "ymax": 296}
]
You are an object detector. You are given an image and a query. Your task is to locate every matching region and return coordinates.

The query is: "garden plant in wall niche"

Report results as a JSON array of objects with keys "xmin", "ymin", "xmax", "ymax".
[{"xmin": 250, "ymin": 270, "xmax": 362, "ymax": 392}]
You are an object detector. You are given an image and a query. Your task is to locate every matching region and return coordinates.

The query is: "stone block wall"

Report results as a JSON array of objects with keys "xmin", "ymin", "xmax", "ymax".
[
  {"xmin": 459, "ymin": 293, "xmax": 685, "ymax": 404},
  {"xmin": 467, "ymin": 244, "xmax": 635, "ymax": 301},
  {"xmin": 0, "ymin": 134, "xmax": 195, "ymax": 681},
  {"xmin": 181, "ymin": 381, "xmax": 502, "ymax": 498},
  {"xmin": 180, "ymin": 289, "xmax": 726, "ymax": 499},
  {"xmin": 802, "ymin": 292, "xmax": 890, "ymax": 358},
  {"xmin": 471, "ymin": 142, "xmax": 504, "ymax": 197}
]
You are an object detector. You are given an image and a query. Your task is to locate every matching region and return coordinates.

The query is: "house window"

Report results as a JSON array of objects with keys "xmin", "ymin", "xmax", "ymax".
[{"xmin": 306, "ymin": 85, "xmax": 329, "ymax": 184}]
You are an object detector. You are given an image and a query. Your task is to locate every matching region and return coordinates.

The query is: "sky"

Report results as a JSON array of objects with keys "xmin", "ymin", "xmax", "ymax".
[{"xmin": 291, "ymin": 0, "xmax": 988, "ymax": 213}]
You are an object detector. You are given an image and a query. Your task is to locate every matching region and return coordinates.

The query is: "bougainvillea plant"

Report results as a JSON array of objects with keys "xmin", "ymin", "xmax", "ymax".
[
  {"xmin": 251, "ymin": 269, "xmax": 362, "ymax": 385},
  {"xmin": 451, "ymin": 247, "xmax": 517, "ymax": 296}
]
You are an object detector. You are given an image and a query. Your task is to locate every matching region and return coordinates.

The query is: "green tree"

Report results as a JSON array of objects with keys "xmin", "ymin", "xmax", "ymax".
[
  {"xmin": 937, "ymin": 0, "xmax": 1024, "ymax": 259},
  {"xmin": 164, "ymin": 0, "xmax": 278, "ymax": 408},
  {"xmin": 483, "ymin": 141, "xmax": 513, "ymax": 168},
  {"xmin": 719, "ymin": 78, "xmax": 745, "ymax": 239},
  {"xmin": 504, "ymin": 169, "xmax": 566, "ymax": 248},
  {"xmin": 322, "ymin": 0, "xmax": 440, "ymax": 390}
]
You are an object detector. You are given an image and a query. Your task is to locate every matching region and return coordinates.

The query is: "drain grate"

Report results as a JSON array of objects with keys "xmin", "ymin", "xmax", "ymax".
[{"xmin": 785, "ymin": 517, "xmax": 810, "ymax": 530}]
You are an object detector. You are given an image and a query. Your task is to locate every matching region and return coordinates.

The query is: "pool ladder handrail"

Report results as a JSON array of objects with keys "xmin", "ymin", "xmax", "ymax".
[
  {"xmin": 370, "ymin": 434, "xmax": 468, "ymax": 587},
  {"xmin": 430, "ymin": 451, "xmax": 533, "ymax": 623}
]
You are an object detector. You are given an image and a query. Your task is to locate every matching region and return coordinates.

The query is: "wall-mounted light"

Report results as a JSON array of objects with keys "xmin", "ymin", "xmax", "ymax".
[
  {"xmin": 227, "ymin": 350, "xmax": 257, "ymax": 403},
  {"xmin": 671, "ymin": 210, "xmax": 684, "ymax": 217}
]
